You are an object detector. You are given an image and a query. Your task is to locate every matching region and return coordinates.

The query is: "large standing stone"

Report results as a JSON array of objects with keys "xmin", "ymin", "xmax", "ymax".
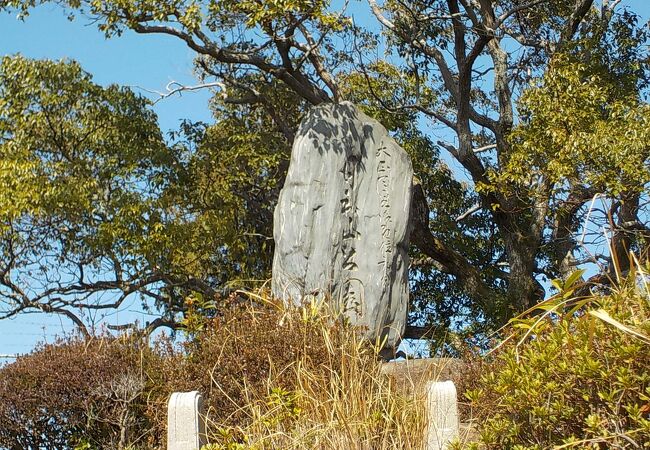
[{"xmin": 272, "ymin": 102, "xmax": 413, "ymax": 353}]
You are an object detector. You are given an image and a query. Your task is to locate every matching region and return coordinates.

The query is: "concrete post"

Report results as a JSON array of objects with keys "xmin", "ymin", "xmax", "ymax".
[
  {"xmin": 167, "ymin": 391, "xmax": 207, "ymax": 450},
  {"xmin": 426, "ymin": 381, "xmax": 459, "ymax": 450}
]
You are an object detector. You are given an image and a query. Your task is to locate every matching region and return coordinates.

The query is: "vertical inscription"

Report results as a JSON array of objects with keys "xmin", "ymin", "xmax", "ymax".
[
  {"xmin": 376, "ymin": 143, "xmax": 393, "ymax": 291},
  {"xmin": 341, "ymin": 156, "xmax": 360, "ymax": 313},
  {"xmin": 272, "ymin": 102, "xmax": 412, "ymax": 354}
]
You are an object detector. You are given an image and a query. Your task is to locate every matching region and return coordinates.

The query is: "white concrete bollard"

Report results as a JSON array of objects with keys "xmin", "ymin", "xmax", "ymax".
[
  {"xmin": 167, "ymin": 391, "xmax": 207, "ymax": 450},
  {"xmin": 426, "ymin": 380, "xmax": 459, "ymax": 450}
]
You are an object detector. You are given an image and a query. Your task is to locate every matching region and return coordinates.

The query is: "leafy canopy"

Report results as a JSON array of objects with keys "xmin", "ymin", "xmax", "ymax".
[
  {"xmin": 1, "ymin": 0, "xmax": 649, "ymax": 346},
  {"xmin": 0, "ymin": 56, "xmax": 296, "ymax": 328}
]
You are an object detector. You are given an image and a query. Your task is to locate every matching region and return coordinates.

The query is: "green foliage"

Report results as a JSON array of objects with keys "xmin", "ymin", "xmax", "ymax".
[
  {"xmin": 0, "ymin": 56, "xmax": 295, "ymax": 323},
  {"xmin": 485, "ymin": 9, "xmax": 650, "ymax": 201},
  {"xmin": 2, "ymin": 0, "xmax": 650, "ymax": 350},
  {"xmin": 0, "ymin": 50, "xmax": 501, "ymax": 342},
  {"xmin": 491, "ymin": 53, "xmax": 650, "ymax": 199},
  {"xmin": 463, "ymin": 271, "xmax": 650, "ymax": 449},
  {"xmin": 0, "ymin": 54, "xmax": 166, "ymax": 232},
  {"xmin": 0, "ymin": 54, "xmax": 182, "ymax": 307},
  {"xmin": 162, "ymin": 79, "xmax": 301, "ymax": 286},
  {"xmin": 218, "ymin": 0, "xmax": 341, "ymax": 30},
  {"xmin": 179, "ymin": 292, "xmax": 216, "ymax": 335},
  {"xmin": 0, "ymin": 0, "xmax": 349, "ymax": 57},
  {"xmin": 0, "ymin": 55, "xmax": 195, "ymax": 321},
  {"xmin": 262, "ymin": 386, "xmax": 303, "ymax": 429}
]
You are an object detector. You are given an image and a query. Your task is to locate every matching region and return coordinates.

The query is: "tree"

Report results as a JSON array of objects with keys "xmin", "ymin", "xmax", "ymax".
[
  {"xmin": 1, "ymin": 0, "xmax": 649, "ymax": 341},
  {"xmin": 0, "ymin": 57, "xmax": 299, "ymax": 334},
  {"xmin": 0, "ymin": 56, "xmax": 174, "ymax": 333},
  {"xmin": 0, "ymin": 54, "xmax": 452, "ymax": 336},
  {"xmin": 364, "ymin": 0, "xmax": 649, "ymax": 316}
]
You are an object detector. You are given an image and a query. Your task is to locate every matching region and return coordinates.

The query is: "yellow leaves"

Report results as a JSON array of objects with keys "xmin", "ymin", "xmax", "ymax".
[
  {"xmin": 215, "ymin": 0, "xmax": 334, "ymax": 29},
  {"xmin": 179, "ymin": 2, "xmax": 202, "ymax": 32},
  {"xmin": 0, "ymin": 168, "xmax": 32, "ymax": 220}
]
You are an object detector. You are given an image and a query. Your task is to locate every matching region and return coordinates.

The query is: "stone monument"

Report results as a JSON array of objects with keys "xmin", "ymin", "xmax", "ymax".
[{"xmin": 272, "ymin": 102, "xmax": 413, "ymax": 355}]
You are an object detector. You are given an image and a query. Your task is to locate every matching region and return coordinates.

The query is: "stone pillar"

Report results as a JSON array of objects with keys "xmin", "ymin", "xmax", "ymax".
[
  {"xmin": 426, "ymin": 381, "xmax": 459, "ymax": 450},
  {"xmin": 167, "ymin": 391, "xmax": 207, "ymax": 450},
  {"xmin": 272, "ymin": 102, "xmax": 413, "ymax": 355}
]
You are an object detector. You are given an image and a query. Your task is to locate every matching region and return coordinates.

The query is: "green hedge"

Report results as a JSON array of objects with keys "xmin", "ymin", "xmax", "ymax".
[{"xmin": 462, "ymin": 278, "xmax": 650, "ymax": 449}]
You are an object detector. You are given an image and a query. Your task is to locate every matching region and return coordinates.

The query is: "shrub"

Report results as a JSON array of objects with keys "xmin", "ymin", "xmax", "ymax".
[
  {"xmin": 461, "ymin": 270, "xmax": 650, "ymax": 449},
  {"xmin": 147, "ymin": 296, "xmax": 339, "ymax": 428},
  {"xmin": 0, "ymin": 295, "xmax": 427, "ymax": 449},
  {"xmin": 0, "ymin": 335, "xmax": 160, "ymax": 449},
  {"xmin": 153, "ymin": 296, "xmax": 427, "ymax": 449}
]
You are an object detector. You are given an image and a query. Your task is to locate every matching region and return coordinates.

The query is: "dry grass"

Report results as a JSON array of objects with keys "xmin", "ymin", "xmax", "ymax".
[
  {"xmin": 0, "ymin": 292, "xmax": 437, "ymax": 449},
  {"xmin": 198, "ymin": 296, "xmax": 429, "ymax": 450}
]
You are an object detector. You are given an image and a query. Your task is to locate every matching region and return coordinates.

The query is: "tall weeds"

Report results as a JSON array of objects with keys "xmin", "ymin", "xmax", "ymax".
[{"xmin": 198, "ymin": 296, "xmax": 428, "ymax": 449}]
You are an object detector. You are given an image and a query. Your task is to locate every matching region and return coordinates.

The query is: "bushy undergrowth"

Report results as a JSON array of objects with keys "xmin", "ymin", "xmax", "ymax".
[
  {"xmin": 4, "ymin": 271, "xmax": 647, "ymax": 450},
  {"xmin": 461, "ymin": 270, "xmax": 650, "ymax": 449},
  {"xmin": 0, "ymin": 335, "xmax": 160, "ymax": 449},
  {"xmin": 0, "ymin": 296, "xmax": 426, "ymax": 449}
]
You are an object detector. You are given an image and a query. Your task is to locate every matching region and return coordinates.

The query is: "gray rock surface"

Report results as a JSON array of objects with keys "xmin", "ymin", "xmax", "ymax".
[{"xmin": 272, "ymin": 102, "xmax": 413, "ymax": 353}]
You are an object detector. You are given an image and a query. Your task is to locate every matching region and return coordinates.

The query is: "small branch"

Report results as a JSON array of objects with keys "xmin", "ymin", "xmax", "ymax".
[
  {"xmin": 474, "ymin": 143, "xmax": 496, "ymax": 153},
  {"xmin": 128, "ymin": 19, "xmax": 328, "ymax": 105},
  {"xmin": 367, "ymin": 0, "xmax": 394, "ymax": 30},
  {"xmin": 107, "ymin": 323, "xmax": 139, "ymax": 332},
  {"xmin": 456, "ymin": 203, "xmax": 481, "ymax": 222},
  {"xmin": 561, "ymin": 0, "xmax": 595, "ymax": 43},
  {"xmin": 437, "ymin": 140, "xmax": 460, "ymax": 159},
  {"xmin": 144, "ymin": 317, "xmax": 180, "ymax": 334},
  {"xmin": 47, "ymin": 306, "xmax": 90, "ymax": 338},
  {"xmin": 134, "ymin": 80, "xmax": 226, "ymax": 104},
  {"xmin": 409, "ymin": 179, "xmax": 497, "ymax": 306},
  {"xmin": 295, "ymin": 23, "xmax": 340, "ymax": 101},
  {"xmin": 495, "ymin": 0, "xmax": 547, "ymax": 29},
  {"xmin": 410, "ymin": 256, "xmax": 444, "ymax": 271}
]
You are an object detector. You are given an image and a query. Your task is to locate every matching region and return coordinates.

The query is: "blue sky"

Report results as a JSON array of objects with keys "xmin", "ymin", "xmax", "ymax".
[
  {"xmin": 1, "ymin": 4, "xmax": 214, "ymax": 132},
  {"xmin": 1, "ymin": 1, "xmax": 649, "ymax": 361}
]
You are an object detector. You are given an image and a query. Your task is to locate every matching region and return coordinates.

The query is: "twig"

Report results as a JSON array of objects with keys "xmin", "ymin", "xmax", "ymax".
[
  {"xmin": 456, "ymin": 203, "xmax": 481, "ymax": 222},
  {"xmin": 133, "ymin": 80, "xmax": 227, "ymax": 104}
]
